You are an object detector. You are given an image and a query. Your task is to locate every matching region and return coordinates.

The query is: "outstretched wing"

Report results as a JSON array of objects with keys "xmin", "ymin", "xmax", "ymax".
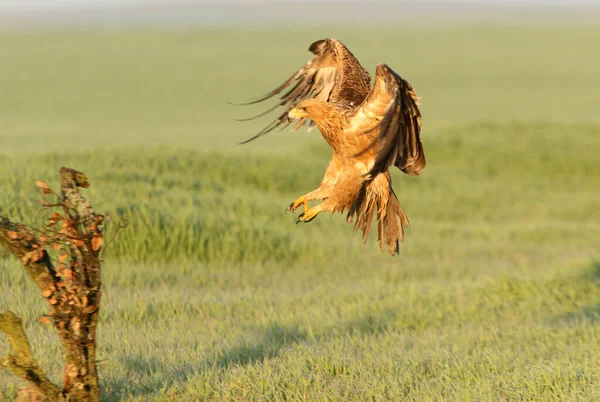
[
  {"xmin": 347, "ymin": 63, "xmax": 425, "ymax": 177},
  {"xmin": 236, "ymin": 38, "xmax": 370, "ymax": 144}
]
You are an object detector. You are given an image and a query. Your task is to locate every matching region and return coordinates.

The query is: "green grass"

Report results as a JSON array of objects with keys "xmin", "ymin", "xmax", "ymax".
[{"xmin": 1, "ymin": 26, "xmax": 600, "ymax": 401}]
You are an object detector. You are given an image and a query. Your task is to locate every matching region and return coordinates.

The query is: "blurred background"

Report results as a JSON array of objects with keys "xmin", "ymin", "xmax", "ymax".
[
  {"xmin": 2, "ymin": 0, "xmax": 600, "ymax": 27},
  {"xmin": 1, "ymin": 1, "xmax": 600, "ymax": 401}
]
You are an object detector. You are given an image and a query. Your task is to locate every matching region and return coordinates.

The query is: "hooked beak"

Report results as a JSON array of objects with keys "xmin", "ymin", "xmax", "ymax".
[
  {"xmin": 288, "ymin": 108, "xmax": 299, "ymax": 120},
  {"xmin": 288, "ymin": 107, "xmax": 309, "ymax": 122}
]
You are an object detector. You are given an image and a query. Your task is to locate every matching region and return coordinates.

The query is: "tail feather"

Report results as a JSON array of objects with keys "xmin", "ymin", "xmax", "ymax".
[
  {"xmin": 347, "ymin": 180, "xmax": 409, "ymax": 255},
  {"xmin": 383, "ymin": 189, "xmax": 409, "ymax": 254},
  {"xmin": 347, "ymin": 184, "xmax": 373, "ymax": 243}
]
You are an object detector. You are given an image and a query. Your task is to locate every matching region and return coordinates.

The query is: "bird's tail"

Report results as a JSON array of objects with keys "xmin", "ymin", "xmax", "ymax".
[{"xmin": 347, "ymin": 176, "xmax": 409, "ymax": 255}]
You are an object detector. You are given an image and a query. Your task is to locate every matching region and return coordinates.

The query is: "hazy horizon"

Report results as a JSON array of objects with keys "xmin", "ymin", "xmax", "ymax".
[{"xmin": 2, "ymin": 0, "xmax": 599, "ymax": 29}]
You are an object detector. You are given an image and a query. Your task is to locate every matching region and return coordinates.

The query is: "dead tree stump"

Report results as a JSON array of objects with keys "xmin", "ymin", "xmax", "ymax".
[{"xmin": 0, "ymin": 167, "xmax": 110, "ymax": 401}]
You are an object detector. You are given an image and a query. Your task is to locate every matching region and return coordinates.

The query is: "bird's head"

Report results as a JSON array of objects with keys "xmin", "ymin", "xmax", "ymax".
[{"xmin": 288, "ymin": 99, "xmax": 322, "ymax": 120}]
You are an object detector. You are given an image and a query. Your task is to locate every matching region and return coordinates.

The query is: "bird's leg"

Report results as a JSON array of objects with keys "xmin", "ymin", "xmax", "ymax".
[
  {"xmin": 286, "ymin": 195, "xmax": 309, "ymax": 214},
  {"xmin": 296, "ymin": 195, "xmax": 344, "ymax": 224},
  {"xmin": 296, "ymin": 205, "xmax": 321, "ymax": 224},
  {"xmin": 286, "ymin": 188, "xmax": 329, "ymax": 214}
]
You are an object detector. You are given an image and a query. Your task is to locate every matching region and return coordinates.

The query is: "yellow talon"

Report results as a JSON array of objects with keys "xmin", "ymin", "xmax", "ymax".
[
  {"xmin": 286, "ymin": 196, "xmax": 308, "ymax": 214},
  {"xmin": 296, "ymin": 207, "xmax": 320, "ymax": 224}
]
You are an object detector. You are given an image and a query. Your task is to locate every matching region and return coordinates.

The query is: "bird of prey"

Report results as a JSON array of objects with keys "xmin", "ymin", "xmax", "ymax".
[{"xmin": 236, "ymin": 38, "xmax": 425, "ymax": 255}]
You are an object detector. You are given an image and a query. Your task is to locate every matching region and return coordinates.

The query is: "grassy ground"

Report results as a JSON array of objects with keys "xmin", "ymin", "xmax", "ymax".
[{"xmin": 1, "ymin": 26, "xmax": 600, "ymax": 401}]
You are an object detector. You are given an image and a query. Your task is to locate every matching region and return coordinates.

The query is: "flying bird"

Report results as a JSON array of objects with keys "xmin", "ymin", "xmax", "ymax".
[{"xmin": 235, "ymin": 38, "xmax": 425, "ymax": 255}]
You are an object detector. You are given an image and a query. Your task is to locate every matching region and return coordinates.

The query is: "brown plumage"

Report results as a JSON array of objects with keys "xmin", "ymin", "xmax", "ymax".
[{"xmin": 236, "ymin": 38, "xmax": 425, "ymax": 255}]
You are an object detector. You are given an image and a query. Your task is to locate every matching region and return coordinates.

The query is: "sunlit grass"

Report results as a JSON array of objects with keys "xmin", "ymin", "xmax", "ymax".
[{"xmin": 1, "ymin": 26, "xmax": 600, "ymax": 401}]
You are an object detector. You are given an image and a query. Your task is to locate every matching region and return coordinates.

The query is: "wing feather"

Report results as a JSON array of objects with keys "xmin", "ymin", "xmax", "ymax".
[
  {"xmin": 235, "ymin": 38, "xmax": 370, "ymax": 144},
  {"xmin": 348, "ymin": 63, "xmax": 425, "ymax": 177}
]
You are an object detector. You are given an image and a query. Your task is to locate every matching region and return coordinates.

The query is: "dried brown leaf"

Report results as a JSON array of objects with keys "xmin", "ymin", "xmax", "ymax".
[
  {"xmin": 38, "ymin": 316, "xmax": 51, "ymax": 325},
  {"xmin": 41, "ymin": 289, "xmax": 52, "ymax": 298},
  {"xmin": 91, "ymin": 234, "xmax": 103, "ymax": 251},
  {"xmin": 35, "ymin": 180, "xmax": 50, "ymax": 190},
  {"xmin": 7, "ymin": 231, "xmax": 20, "ymax": 240},
  {"xmin": 21, "ymin": 249, "xmax": 43, "ymax": 265}
]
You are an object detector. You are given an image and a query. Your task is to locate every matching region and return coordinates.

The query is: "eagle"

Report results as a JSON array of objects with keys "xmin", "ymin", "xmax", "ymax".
[{"xmin": 236, "ymin": 38, "xmax": 425, "ymax": 255}]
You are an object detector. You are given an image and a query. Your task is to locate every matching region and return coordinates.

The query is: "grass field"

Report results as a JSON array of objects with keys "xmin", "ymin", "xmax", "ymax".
[{"xmin": 1, "ymin": 25, "xmax": 600, "ymax": 401}]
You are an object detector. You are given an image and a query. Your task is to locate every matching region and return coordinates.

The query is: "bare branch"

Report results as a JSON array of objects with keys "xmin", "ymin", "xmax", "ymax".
[
  {"xmin": 100, "ymin": 217, "xmax": 128, "ymax": 257},
  {"xmin": 0, "ymin": 217, "xmax": 57, "ymax": 292},
  {"xmin": 0, "ymin": 312, "xmax": 64, "ymax": 402}
]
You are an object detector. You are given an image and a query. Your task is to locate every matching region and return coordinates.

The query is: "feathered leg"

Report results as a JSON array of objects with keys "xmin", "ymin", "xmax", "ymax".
[
  {"xmin": 297, "ymin": 165, "xmax": 363, "ymax": 224},
  {"xmin": 286, "ymin": 154, "xmax": 342, "ymax": 214}
]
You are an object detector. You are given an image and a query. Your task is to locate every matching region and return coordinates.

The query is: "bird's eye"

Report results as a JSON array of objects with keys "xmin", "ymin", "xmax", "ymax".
[{"xmin": 301, "ymin": 107, "xmax": 308, "ymax": 111}]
